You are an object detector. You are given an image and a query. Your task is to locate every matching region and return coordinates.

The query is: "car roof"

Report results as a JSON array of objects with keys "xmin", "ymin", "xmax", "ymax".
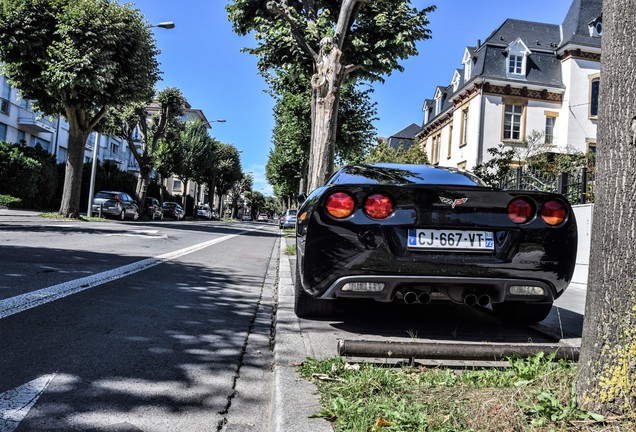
[{"xmin": 328, "ymin": 163, "xmax": 486, "ymax": 186}]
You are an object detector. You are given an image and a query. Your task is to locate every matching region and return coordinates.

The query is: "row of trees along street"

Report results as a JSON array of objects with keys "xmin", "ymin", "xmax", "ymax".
[
  {"xmin": 229, "ymin": 0, "xmax": 635, "ymax": 416},
  {"xmin": 0, "ymin": 0, "xmax": 632, "ymax": 416},
  {"xmin": 0, "ymin": 1, "xmax": 247, "ymax": 218}
]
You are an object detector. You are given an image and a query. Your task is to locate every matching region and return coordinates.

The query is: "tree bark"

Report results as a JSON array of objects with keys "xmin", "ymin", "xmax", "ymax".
[
  {"xmin": 576, "ymin": 0, "xmax": 636, "ymax": 415},
  {"xmin": 307, "ymin": 39, "xmax": 344, "ymax": 192},
  {"xmin": 59, "ymin": 124, "xmax": 89, "ymax": 218}
]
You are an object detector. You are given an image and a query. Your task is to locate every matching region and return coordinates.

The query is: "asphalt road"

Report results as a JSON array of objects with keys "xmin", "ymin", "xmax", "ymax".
[{"xmin": 0, "ymin": 212, "xmax": 279, "ymax": 432}]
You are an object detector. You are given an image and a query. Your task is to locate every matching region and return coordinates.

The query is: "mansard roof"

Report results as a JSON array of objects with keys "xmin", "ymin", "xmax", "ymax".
[
  {"xmin": 391, "ymin": 123, "xmax": 421, "ymax": 140},
  {"xmin": 559, "ymin": 0, "xmax": 603, "ymax": 49}
]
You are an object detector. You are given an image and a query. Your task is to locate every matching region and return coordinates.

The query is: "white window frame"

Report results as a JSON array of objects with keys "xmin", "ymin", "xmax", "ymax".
[
  {"xmin": 503, "ymin": 104, "xmax": 524, "ymax": 141},
  {"xmin": 545, "ymin": 116, "xmax": 556, "ymax": 144},
  {"xmin": 462, "ymin": 48, "xmax": 473, "ymax": 81},
  {"xmin": 505, "ymin": 38, "xmax": 530, "ymax": 79}
]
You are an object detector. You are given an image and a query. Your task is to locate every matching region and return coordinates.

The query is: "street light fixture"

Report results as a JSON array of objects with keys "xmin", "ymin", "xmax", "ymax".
[
  {"xmin": 150, "ymin": 21, "xmax": 175, "ymax": 29},
  {"xmin": 203, "ymin": 119, "xmax": 226, "ymax": 128}
]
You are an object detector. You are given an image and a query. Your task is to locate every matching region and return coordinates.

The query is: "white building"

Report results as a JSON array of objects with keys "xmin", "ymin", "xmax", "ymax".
[
  {"xmin": 416, "ymin": 0, "xmax": 601, "ymax": 170},
  {"xmin": 1, "ymin": 71, "xmax": 213, "ymax": 204}
]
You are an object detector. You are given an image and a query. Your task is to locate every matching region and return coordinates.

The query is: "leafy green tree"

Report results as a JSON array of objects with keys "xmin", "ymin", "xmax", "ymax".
[
  {"xmin": 471, "ymin": 143, "xmax": 516, "ymax": 187},
  {"xmin": 0, "ymin": 0, "xmax": 160, "ymax": 217},
  {"xmin": 229, "ymin": 173, "xmax": 253, "ymax": 219},
  {"xmin": 245, "ymin": 190, "xmax": 266, "ymax": 218},
  {"xmin": 155, "ymin": 119, "xmax": 213, "ymax": 213},
  {"xmin": 106, "ymin": 88, "xmax": 186, "ymax": 206},
  {"xmin": 214, "ymin": 143, "xmax": 243, "ymax": 215},
  {"xmin": 0, "ymin": 141, "xmax": 57, "ymax": 209},
  {"xmin": 364, "ymin": 141, "xmax": 429, "ymax": 165},
  {"xmin": 266, "ymin": 73, "xmax": 377, "ymax": 198},
  {"xmin": 227, "ymin": 0, "xmax": 434, "ymax": 192}
]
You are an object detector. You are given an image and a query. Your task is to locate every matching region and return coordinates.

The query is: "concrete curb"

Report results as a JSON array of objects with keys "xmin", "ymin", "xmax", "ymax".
[{"xmin": 272, "ymin": 236, "xmax": 333, "ymax": 432}]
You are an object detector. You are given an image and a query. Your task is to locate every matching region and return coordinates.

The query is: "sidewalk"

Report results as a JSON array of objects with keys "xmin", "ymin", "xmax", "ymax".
[{"xmin": 271, "ymin": 237, "xmax": 333, "ymax": 432}]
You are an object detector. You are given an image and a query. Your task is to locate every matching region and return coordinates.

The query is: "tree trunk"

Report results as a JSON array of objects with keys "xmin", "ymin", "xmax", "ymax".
[
  {"xmin": 136, "ymin": 158, "xmax": 151, "ymax": 208},
  {"xmin": 307, "ymin": 41, "xmax": 344, "ymax": 192},
  {"xmin": 58, "ymin": 123, "xmax": 89, "ymax": 218},
  {"xmin": 576, "ymin": 0, "xmax": 636, "ymax": 415},
  {"xmin": 207, "ymin": 175, "xmax": 216, "ymax": 207}
]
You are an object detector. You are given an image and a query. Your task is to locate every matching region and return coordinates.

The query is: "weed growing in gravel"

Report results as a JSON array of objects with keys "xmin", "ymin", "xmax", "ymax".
[{"xmin": 298, "ymin": 355, "xmax": 632, "ymax": 431}]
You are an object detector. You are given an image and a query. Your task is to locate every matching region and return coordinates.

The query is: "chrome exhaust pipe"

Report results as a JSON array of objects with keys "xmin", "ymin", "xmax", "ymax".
[
  {"xmin": 463, "ymin": 293, "xmax": 477, "ymax": 307},
  {"xmin": 418, "ymin": 292, "xmax": 431, "ymax": 305},
  {"xmin": 403, "ymin": 291, "xmax": 418, "ymax": 305},
  {"xmin": 478, "ymin": 294, "xmax": 491, "ymax": 307}
]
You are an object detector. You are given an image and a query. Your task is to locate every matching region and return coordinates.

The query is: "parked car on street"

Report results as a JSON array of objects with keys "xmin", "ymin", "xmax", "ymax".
[
  {"xmin": 162, "ymin": 202, "xmax": 185, "ymax": 220},
  {"xmin": 279, "ymin": 209, "xmax": 297, "ymax": 229},
  {"xmin": 143, "ymin": 197, "xmax": 163, "ymax": 221},
  {"xmin": 241, "ymin": 213, "xmax": 252, "ymax": 221},
  {"xmin": 293, "ymin": 163, "xmax": 577, "ymax": 323},
  {"xmin": 195, "ymin": 204, "xmax": 213, "ymax": 220},
  {"xmin": 257, "ymin": 213, "xmax": 269, "ymax": 222},
  {"xmin": 91, "ymin": 191, "xmax": 140, "ymax": 221}
]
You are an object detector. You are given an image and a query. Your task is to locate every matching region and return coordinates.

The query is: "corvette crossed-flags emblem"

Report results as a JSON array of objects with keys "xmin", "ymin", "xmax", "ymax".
[{"xmin": 439, "ymin": 197, "xmax": 468, "ymax": 209}]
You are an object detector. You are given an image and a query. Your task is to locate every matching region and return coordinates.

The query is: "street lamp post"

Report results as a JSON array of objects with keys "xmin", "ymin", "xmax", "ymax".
[
  {"xmin": 86, "ymin": 132, "xmax": 100, "ymax": 217},
  {"xmin": 85, "ymin": 21, "xmax": 175, "ymax": 217}
]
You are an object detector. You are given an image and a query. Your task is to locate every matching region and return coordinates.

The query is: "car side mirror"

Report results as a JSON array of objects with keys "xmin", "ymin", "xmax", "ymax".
[{"xmin": 297, "ymin": 193, "xmax": 307, "ymax": 205}]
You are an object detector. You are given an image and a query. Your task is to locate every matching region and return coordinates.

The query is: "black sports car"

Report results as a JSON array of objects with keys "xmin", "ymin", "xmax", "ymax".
[{"xmin": 294, "ymin": 163, "xmax": 577, "ymax": 323}]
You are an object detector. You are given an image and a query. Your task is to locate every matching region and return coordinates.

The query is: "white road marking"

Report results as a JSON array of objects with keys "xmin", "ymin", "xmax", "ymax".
[
  {"xmin": 0, "ymin": 228, "xmax": 258, "ymax": 320},
  {"xmin": 0, "ymin": 374, "xmax": 55, "ymax": 432}
]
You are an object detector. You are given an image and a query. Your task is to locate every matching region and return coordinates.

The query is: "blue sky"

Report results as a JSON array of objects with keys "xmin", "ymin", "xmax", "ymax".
[{"xmin": 130, "ymin": 0, "xmax": 572, "ymax": 195}]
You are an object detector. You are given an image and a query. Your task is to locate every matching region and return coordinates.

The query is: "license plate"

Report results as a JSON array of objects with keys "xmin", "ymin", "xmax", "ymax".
[{"xmin": 408, "ymin": 229, "xmax": 494, "ymax": 251}]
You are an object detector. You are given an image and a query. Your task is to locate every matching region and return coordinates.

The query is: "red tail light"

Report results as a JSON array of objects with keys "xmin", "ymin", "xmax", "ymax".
[
  {"xmin": 325, "ymin": 192, "xmax": 355, "ymax": 219},
  {"xmin": 364, "ymin": 193, "xmax": 394, "ymax": 219},
  {"xmin": 541, "ymin": 200, "xmax": 567, "ymax": 226},
  {"xmin": 507, "ymin": 198, "xmax": 534, "ymax": 224}
]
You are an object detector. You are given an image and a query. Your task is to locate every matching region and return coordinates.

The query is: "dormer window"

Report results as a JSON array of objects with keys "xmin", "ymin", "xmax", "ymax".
[
  {"xmin": 434, "ymin": 88, "xmax": 445, "ymax": 115},
  {"xmin": 505, "ymin": 38, "xmax": 530, "ymax": 79},
  {"xmin": 451, "ymin": 70, "xmax": 461, "ymax": 93},
  {"xmin": 462, "ymin": 48, "xmax": 473, "ymax": 81}
]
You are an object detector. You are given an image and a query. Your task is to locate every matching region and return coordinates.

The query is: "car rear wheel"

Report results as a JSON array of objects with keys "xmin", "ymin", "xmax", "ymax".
[
  {"xmin": 492, "ymin": 301, "xmax": 553, "ymax": 324},
  {"xmin": 294, "ymin": 260, "xmax": 335, "ymax": 318}
]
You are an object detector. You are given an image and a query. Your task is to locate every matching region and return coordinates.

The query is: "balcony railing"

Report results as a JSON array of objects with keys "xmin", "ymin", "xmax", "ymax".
[{"xmin": 17, "ymin": 107, "xmax": 55, "ymax": 134}]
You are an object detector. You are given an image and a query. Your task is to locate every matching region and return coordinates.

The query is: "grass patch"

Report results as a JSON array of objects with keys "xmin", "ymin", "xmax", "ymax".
[
  {"xmin": 284, "ymin": 244, "xmax": 296, "ymax": 256},
  {"xmin": 281, "ymin": 228, "xmax": 295, "ymax": 238},
  {"xmin": 298, "ymin": 354, "xmax": 630, "ymax": 431}
]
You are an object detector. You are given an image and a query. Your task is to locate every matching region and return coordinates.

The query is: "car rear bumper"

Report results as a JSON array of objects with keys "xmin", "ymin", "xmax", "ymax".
[{"xmin": 317, "ymin": 274, "xmax": 556, "ymax": 304}]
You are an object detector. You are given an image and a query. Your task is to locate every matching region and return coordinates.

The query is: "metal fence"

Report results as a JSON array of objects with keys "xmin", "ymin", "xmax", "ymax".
[{"xmin": 499, "ymin": 167, "xmax": 595, "ymax": 205}]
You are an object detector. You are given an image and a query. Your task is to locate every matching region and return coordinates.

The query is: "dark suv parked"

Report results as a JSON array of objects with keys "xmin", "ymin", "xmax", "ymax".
[{"xmin": 91, "ymin": 191, "xmax": 139, "ymax": 220}]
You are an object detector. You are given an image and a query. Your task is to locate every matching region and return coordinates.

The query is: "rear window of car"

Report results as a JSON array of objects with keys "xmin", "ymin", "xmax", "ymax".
[
  {"xmin": 163, "ymin": 203, "xmax": 176, "ymax": 208},
  {"xmin": 95, "ymin": 192, "xmax": 118, "ymax": 199},
  {"xmin": 287, "ymin": 210, "xmax": 297, "ymax": 216},
  {"xmin": 329, "ymin": 164, "xmax": 486, "ymax": 187}
]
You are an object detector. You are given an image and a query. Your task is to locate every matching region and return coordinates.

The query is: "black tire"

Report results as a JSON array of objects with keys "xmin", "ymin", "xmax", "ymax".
[
  {"xmin": 294, "ymin": 260, "xmax": 335, "ymax": 318},
  {"xmin": 492, "ymin": 301, "xmax": 553, "ymax": 324}
]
